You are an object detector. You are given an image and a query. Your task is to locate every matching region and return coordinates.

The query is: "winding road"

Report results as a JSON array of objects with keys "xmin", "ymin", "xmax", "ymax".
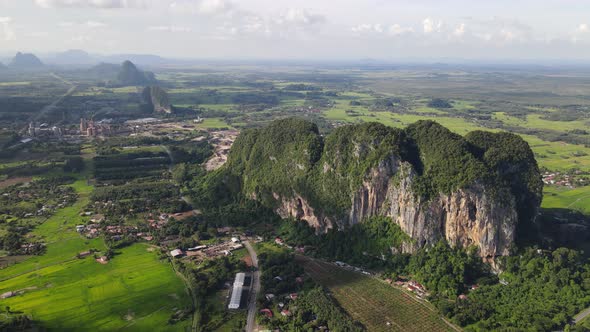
[{"xmin": 244, "ymin": 241, "xmax": 260, "ymax": 332}]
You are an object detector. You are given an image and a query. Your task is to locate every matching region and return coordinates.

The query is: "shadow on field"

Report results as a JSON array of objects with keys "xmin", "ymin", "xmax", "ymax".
[
  {"xmin": 537, "ymin": 208, "xmax": 590, "ymax": 255},
  {"xmin": 294, "ymin": 255, "xmax": 365, "ymax": 288}
]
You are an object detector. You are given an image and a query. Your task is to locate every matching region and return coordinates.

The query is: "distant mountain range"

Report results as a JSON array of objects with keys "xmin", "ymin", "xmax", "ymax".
[
  {"xmin": 85, "ymin": 60, "xmax": 157, "ymax": 86},
  {"xmin": 42, "ymin": 50, "xmax": 168, "ymax": 67},
  {"xmin": 0, "ymin": 50, "xmax": 170, "ymax": 69}
]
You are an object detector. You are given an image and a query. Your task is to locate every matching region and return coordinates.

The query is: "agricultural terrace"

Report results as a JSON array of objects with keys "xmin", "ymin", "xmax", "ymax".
[{"xmin": 297, "ymin": 256, "xmax": 456, "ymax": 332}]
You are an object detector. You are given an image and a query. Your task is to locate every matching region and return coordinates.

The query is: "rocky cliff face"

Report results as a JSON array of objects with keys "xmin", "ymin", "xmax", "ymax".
[
  {"xmin": 273, "ymin": 155, "xmax": 517, "ymax": 258},
  {"xmin": 222, "ymin": 118, "xmax": 542, "ymax": 258}
]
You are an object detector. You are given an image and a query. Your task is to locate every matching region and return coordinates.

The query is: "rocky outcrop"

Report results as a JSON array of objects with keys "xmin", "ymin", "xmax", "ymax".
[
  {"xmin": 273, "ymin": 155, "xmax": 518, "ymax": 258},
  {"xmin": 275, "ymin": 193, "xmax": 335, "ymax": 232},
  {"xmin": 222, "ymin": 118, "xmax": 542, "ymax": 259}
]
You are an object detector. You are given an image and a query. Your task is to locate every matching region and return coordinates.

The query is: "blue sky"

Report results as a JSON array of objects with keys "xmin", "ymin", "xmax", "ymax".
[{"xmin": 1, "ymin": 0, "xmax": 590, "ymax": 60}]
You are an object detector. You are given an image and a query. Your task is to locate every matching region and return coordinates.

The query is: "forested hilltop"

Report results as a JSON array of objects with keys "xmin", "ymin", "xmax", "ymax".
[{"xmin": 192, "ymin": 118, "xmax": 542, "ymax": 258}]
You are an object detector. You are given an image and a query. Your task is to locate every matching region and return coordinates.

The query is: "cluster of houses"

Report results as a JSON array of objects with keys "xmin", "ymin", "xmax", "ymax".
[
  {"xmin": 260, "ymin": 274, "xmax": 305, "ymax": 321},
  {"xmin": 169, "ymin": 236, "xmax": 244, "ymax": 260},
  {"xmin": 543, "ymin": 171, "xmax": 589, "ymax": 187},
  {"xmin": 5, "ymin": 189, "xmax": 74, "ymax": 219},
  {"xmin": 18, "ymin": 242, "xmax": 44, "ymax": 255},
  {"xmin": 262, "ymin": 291, "xmax": 304, "ymax": 319},
  {"xmin": 147, "ymin": 213, "xmax": 172, "ymax": 229},
  {"xmin": 385, "ymin": 278, "xmax": 430, "ymax": 299},
  {"xmin": 77, "ymin": 249, "xmax": 109, "ymax": 264},
  {"xmin": 76, "ymin": 222, "xmax": 153, "ymax": 242}
]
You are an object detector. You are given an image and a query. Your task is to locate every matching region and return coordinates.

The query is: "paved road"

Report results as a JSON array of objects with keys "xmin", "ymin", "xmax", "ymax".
[{"xmin": 244, "ymin": 241, "xmax": 260, "ymax": 332}]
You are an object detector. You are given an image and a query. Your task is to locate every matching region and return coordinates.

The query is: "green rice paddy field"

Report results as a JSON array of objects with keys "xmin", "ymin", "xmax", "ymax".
[{"xmin": 0, "ymin": 179, "xmax": 191, "ymax": 331}]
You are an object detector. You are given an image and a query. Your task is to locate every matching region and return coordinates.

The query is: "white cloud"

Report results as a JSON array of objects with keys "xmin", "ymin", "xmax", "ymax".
[
  {"xmin": 351, "ymin": 24, "xmax": 383, "ymax": 34},
  {"xmin": 198, "ymin": 0, "xmax": 232, "ymax": 15},
  {"xmin": 0, "ymin": 16, "xmax": 15, "ymax": 41},
  {"xmin": 35, "ymin": 0, "xmax": 148, "ymax": 9},
  {"xmin": 71, "ymin": 35, "xmax": 90, "ymax": 42},
  {"xmin": 388, "ymin": 24, "xmax": 413, "ymax": 36},
  {"xmin": 454, "ymin": 23, "xmax": 466, "ymax": 37},
  {"xmin": 278, "ymin": 8, "xmax": 325, "ymax": 26},
  {"xmin": 578, "ymin": 23, "xmax": 589, "ymax": 33},
  {"xmin": 58, "ymin": 20, "xmax": 107, "ymax": 28},
  {"xmin": 169, "ymin": 0, "xmax": 234, "ymax": 16},
  {"xmin": 148, "ymin": 25, "xmax": 192, "ymax": 32},
  {"xmin": 86, "ymin": 20, "xmax": 106, "ymax": 28},
  {"xmin": 423, "ymin": 17, "xmax": 442, "ymax": 34}
]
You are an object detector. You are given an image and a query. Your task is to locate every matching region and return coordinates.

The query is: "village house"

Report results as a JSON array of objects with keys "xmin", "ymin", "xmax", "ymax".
[
  {"xmin": 260, "ymin": 308, "xmax": 273, "ymax": 318},
  {"xmin": 1, "ymin": 291, "xmax": 15, "ymax": 299},
  {"xmin": 170, "ymin": 249, "xmax": 184, "ymax": 258},
  {"xmin": 78, "ymin": 251, "xmax": 92, "ymax": 258}
]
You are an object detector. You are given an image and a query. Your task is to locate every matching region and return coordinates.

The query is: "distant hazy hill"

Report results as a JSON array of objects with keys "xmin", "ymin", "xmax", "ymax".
[
  {"xmin": 104, "ymin": 54, "xmax": 167, "ymax": 66},
  {"xmin": 117, "ymin": 60, "xmax": 156, "ymax": 86},
  {"xmin": 49, "ymin": 49, "xmax": 96, "ymax": 65},
  {"xmin": 9, "ymin": 52, "xmax": 44, "ymax": 69},
  {"xmin": 88, "ymin": 62, "xmax": 120, "ymax": 77}
]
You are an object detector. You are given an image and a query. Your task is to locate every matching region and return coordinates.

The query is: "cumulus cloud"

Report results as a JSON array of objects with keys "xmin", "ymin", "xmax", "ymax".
[
  {"xmin": 277, "ymin": 8, "xmax": 325, "ymax": 26},
  {"xmin": 71, "ymin": 35, "xmax": 90, "ymax": 42},
  {"xmin": 58, "ymin": 20, "xmax": 107, "ymax": 28},
  {"xmin": 578, "ymin": 23, "xmax": 589, "ymax": 33},
  {"xmin": 423, "ymin": 17, "xmax": 443, "ymax": 34},
  {"xmin": 148, "ymin": 25, "xmax": 192, "ymax": 32},
  {"xmin": 0, "ymin": 16, "xmax": 15, "ymax": 41},
  {"xmin": 35, "ymin": 0, "xmax": 148, "ymax": 9},
  {"xmin": 86, "ymin": 20, "xmax": 106, "ymax": 28},
  {"xmin": 198, "ymin": 0, "xmax": 233, "ymax": 15},
  {"xmin": 169, "ymin": 0, "xmax": 234, "ymax": 16},
  {"xmin": 388, "ymin": 24, "xmax": 413, "ymax": 36},
  {"xmin": 454, "ymin": 23, "xmax": 466, "ymax": 37},
  {"xmin": 351, "ymin": 23, "xmax": 413, "ymax": 37},
  {"xmin": 351, "ymin": 23, "xmax": 383, "ymax": 34}
]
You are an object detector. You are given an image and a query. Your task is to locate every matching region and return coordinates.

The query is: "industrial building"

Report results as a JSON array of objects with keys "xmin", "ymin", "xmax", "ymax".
[{"xmin": 228, "ymin": 272, "xmax": 246, "ymax": 309}]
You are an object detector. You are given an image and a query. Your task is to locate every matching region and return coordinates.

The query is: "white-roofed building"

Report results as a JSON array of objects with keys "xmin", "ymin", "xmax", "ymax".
[
  {"xmin": 228, "ymin": 272, "xmax": 246, "ymax": 309},
  {"xmin": 170, "ymin": 249, "xmax": 183, "ymax": 258},
  {"xmin": 234, "ymin": 272, "xmax": 245, "ymax": 286}
]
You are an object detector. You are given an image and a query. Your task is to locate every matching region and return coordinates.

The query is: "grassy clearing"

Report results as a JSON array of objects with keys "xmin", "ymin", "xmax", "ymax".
[
  {"xmin": 298, "ymin": 257, "xmax": 455, "ymax": 332},
  {"xmin": 195, "ymin": 118, "xmax": 233, "ymax": 129}
]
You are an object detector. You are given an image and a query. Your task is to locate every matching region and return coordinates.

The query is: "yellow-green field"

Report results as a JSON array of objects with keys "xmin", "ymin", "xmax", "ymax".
[{"xmin": 0, "ymin": 179, "xmax": 191, "ymax": 331}]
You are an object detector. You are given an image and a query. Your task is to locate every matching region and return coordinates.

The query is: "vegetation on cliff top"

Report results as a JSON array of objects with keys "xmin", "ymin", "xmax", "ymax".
[
  {"xmin": 117, "ymin": 60, "xmax": 156, "ymax": 86},
  {"xmin": 197, "ymin": 118, "xmax": 541, "ymax": 225}
]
